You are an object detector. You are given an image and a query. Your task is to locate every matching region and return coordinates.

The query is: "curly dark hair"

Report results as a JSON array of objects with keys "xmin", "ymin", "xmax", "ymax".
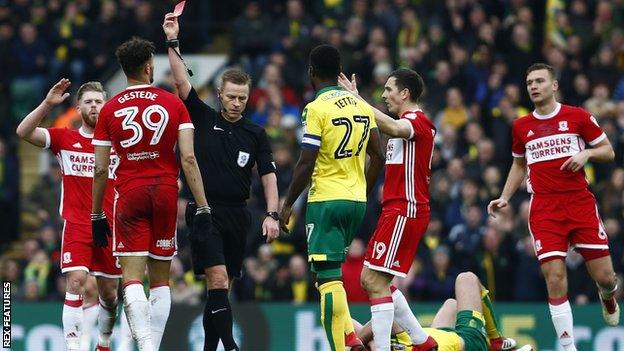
[{"xmin": 115, "ymin": 36, "xmax": 155, "ymax": 79}]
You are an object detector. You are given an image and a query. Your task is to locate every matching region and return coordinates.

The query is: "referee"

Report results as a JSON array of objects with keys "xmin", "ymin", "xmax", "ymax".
[{"xmin": 164, "ymin": 15, "xmax": 279, "ymax": 351}]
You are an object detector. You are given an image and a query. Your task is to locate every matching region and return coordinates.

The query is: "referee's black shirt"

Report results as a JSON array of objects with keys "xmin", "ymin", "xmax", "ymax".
[{"xmin": 183, "ymin": 87, "xmax": 275, "ymax": 206}]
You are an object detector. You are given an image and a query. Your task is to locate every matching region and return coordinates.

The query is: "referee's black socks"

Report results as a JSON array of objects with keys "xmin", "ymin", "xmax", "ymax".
[
  {"xmin": 204, "ymin": 288, "xmax": 238, "ymax": 351},
  {"xmin": 202, "ymin": 299, "xmax": 220, "ymax": 351}
]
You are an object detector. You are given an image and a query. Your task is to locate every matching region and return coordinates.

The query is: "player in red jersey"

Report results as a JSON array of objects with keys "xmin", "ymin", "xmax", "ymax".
[
  {"xmin": 489, "ymin": 63, "xmax": 620, "ymax": 351},
  {"xmin": 339, "ymin": 69, "xmax": 439, "ymax": 351},
  {"xmin": 91, "ymin": 37, "xmax": 211, "ymax": 351},
  {"xmin": 16, "ymin": 80, "xmax": 120, "ymax": 351}
]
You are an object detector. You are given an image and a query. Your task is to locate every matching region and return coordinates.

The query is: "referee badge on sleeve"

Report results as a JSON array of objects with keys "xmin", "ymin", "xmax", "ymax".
[{"xmin": 237, "ymin": 151, "xmax": 250, "ymax": 167}]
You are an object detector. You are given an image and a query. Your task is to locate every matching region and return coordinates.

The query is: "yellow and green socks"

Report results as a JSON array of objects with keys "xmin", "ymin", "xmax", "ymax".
[
  {"xmin": 319, "ymin": 281, "xmax": 352, "ymax": 351},
  {"xmin": 481, "ymin": 287, "xmax": 502, "ymax": 340}
]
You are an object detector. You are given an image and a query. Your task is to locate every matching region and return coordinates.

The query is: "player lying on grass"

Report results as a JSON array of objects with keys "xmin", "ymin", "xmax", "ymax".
[{"xmin": 353, "ymin": 272, "xmax": 533, "ymax": 351}]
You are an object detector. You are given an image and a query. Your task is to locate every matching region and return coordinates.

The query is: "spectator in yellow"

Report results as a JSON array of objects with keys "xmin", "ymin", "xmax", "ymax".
[
  {"xmin": 436, "ymin": 87, "xmax": 471, "ymax": 130},
  {"xmin": 23, "ymin": 250, "xmax": 51, "ymax": 298}
]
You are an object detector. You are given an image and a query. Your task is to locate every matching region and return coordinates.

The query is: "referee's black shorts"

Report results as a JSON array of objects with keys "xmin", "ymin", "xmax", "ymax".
[{"xmin": 190, "ymin": 204, "xmax": 251, "ymax": 278}]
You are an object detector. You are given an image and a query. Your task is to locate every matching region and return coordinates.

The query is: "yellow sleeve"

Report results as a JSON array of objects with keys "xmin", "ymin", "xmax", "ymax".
[
  {"xmin": 302, "ymin": 104, "xmax": 323, "ymax": 150},
  {"xmin": 367, "ymin": 105, "xmax": 378, "ymax": 130}
]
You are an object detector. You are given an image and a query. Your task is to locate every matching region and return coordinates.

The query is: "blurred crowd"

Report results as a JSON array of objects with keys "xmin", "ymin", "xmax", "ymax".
[{"xmin": 1, "ymin": 0, "xmax": 624, "ymax": 306}]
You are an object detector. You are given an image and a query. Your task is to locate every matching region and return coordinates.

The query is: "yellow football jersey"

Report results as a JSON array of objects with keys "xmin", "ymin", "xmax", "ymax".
[
  {"xmin": 423, "ymin": 328, "xmax": 463, "ymax": 351},
  {"xmin": 301, "ymin": 86, "xmax": 377, "ymax": 202}
]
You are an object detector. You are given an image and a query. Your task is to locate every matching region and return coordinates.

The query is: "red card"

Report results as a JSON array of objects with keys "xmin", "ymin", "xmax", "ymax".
[{"xmin": 173, "ymin": 1, "xmax": 186, "ymax": 17}]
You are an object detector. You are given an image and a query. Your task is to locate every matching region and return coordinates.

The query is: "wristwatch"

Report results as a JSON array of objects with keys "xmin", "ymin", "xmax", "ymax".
[{"xmin": 266, "ymin": 211, "xmax": 280, "ymax": 221}]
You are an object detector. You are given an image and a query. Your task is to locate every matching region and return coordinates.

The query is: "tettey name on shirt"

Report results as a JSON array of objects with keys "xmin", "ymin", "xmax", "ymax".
[
  {"xmin": 117, "ymin": 90, "xmax": 158, "ymax": 104},
  {"xmin": 333, "ymin": 96, "xmax": 358, "ymax": 109}
]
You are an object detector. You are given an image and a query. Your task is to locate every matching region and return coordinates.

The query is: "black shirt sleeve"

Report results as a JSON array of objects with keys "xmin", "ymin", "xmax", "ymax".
[
  {"xmin": 182, "ymin": 87, "xmax": 216, "ymax": 129},
  {"xmin": 256, "ymin": 128, "xmax": 276, "ymax": 176}
]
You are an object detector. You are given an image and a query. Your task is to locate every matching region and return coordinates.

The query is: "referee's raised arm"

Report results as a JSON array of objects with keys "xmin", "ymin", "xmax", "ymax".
[
  {"xmin": 163, "ymin": 13, "xmax": 279, "ymax": 351},
  {"xmin": 163, "ymin": 13, "xmax": 191, "ymax": 100}
]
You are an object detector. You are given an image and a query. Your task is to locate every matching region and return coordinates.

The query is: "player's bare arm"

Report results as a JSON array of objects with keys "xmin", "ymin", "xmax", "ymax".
[
  {"xmin": 365, "ymin": 128, "xmax": 384, "ymax": 195},
  {"xmin": 178, "ymin": 129, "xmax": 209, "ymax": 208},
  {"xmin": 560, "ymin": 138, "xmax": 615, "ymax": 172},
  {"xmin": 260, "ymin": 173, "xmax": 280, "ymax": 242},
  {"xmin": 488, "ymin": 157, "xmax": 527, "ymax": 218},
  {"xmin": 163, "ymin": 13, "xmax": 192, "ymax": 99},
  {"xmin": 91, "ymin": 144, "xmax": 113, "ymax": 247},
  {"xmin": 279, "ymin": 148, "xmax": 318, "ymax": 233},
  {"xmin": 92, "ymin": 145, "xmax": 112, "ymax": 214},
  {"xmin": 16, "ymin": 78, "xmax": 72, "ymax": 147},
  {"xmin": 338, "ymin": 72, "xmax": 412, "ymax": 139}
]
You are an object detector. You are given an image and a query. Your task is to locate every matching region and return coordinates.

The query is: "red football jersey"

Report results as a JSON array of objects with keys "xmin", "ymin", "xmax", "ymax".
[
  {"xmin": 511, "ymin": 103, "xmax": 606, "ymax": 194},
  {"xmin": 93, "ymin": 85, "xmax": 193, "ymax": 195},
  {"xmin": 382, "ymin": 110, "xmax": 436, "ymax": 217},
  {"xmin": 44, "ymin": 127, "xmax": 117, "ymax": 224}
]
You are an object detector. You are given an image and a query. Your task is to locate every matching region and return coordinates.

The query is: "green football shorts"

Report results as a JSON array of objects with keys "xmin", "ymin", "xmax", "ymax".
[
  {"xmin": 454, "ymin": 310, "xmax": 489, "ymax": 351},
  {"xmin": 305, "ymin": 200, "xmax": 366, "ymax": 265}
]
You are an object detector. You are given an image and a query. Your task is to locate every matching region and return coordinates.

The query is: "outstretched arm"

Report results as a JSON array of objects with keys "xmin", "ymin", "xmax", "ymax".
[
  {"xmin": 163, "ymin": 14, "xmax": 192, "ymax": 100},
  {"xmin": 338, "ymin": 73, "xmax": 412, "ymax": 139},
  {"xmin": 16, "ymin": 78, "xmax": 72, "ymax": 147},
  {"xmin": 365, "ymin": 128, "xmax": 385, "ymax": 195}
]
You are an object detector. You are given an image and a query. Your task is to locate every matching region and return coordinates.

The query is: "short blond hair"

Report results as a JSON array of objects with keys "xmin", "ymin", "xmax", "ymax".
[{"xmin": 76, "ymin": 81, "xmax": 106, "ymax": 102}]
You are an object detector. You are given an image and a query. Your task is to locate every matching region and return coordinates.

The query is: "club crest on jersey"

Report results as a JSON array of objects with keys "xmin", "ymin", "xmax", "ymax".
[
  {"xmin": 237, "ymin": 151, "xmax": 250, "ymax": 167},
  {"xmin": 558, "ymin": 121, "xmax": 569, "ymax": 131},
  {"xmin": 63, "ymin": 252, "xmax": 72, "ymax": 264}
]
